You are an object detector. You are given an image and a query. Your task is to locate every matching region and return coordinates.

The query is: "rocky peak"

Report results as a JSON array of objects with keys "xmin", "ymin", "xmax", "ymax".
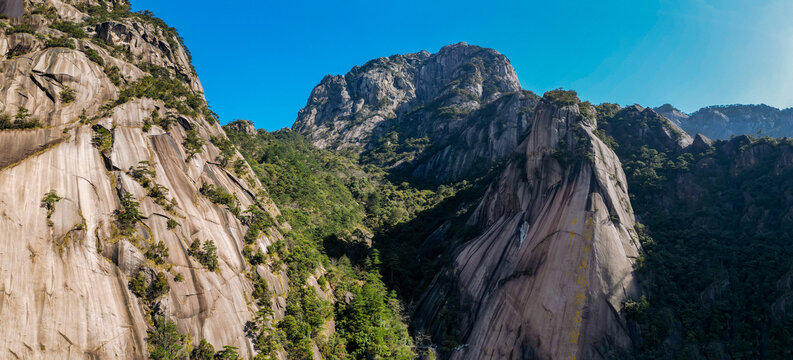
[
  {"xmin": 688, "ymin": 133, "xmax": 713, "ymax": 154},
  {"xmin": 416, "ymin": 91, "xmax": 642, "ymax": 359},
  {"xmin": 602, "ymin": 103, "xmax": 693, "ymax": 154},
  {"xmin": 654, "ymin": 103, "xmax": 690, "ymax": 126},
  {"xmin": 225, "ymin": 119, "xmax": 257, "ymax": 136},
  {"xmin": 292, "ymin": 43, "xmax": 528, "ymax": 183},
  {"xmin": 293, "ymin": 43, "xmax": 520, "ymax": 151}
]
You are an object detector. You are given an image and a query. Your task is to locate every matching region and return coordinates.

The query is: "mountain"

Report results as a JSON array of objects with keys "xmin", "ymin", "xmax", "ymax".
[
  {"xmin": 293, "ymin": 42, "xmax": 537, "ymax": 183},
  {"xmin": 4, "ymin": 2, "xmax": 793, "ymax": 359},
  {"xmin": 0, "ymin": 1, "xmax": 290, "ymax": 358},
  {"xmin": 292, "ymin": 46, "xmax": 793, "ymax": 359},
  {"xmin": 415, "ymin": 93, "xmax": 642, "ymax": 359},
  {"xmin": 601, "ymin": 112, "xmax": 793, "ymax": 358},
  {"xmin": 653, "ymin": 103, "xmax": 689, "ymax": 126},
  {"xmin": 655, "ymin": 103, "xmax": 793, "ymax": 140}
]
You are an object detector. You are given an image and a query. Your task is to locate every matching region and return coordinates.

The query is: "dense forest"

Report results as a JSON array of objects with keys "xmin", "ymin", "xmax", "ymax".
[
  {"xmin": 596, "ymin": 105, "xmax": 793, "ymax": 359},
  {"xmin": 224, "ymin": 125, "xmax": 495, "ymax": 359}
]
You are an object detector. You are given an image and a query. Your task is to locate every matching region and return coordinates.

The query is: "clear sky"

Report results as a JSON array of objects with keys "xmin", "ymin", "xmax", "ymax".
[{"xmin": 130, "ymin": 0, "xmax": 793, "ymax": 131}]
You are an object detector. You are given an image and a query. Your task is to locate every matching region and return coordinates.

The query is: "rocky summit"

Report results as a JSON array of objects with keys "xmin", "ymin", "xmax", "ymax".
[{"xmin": 2, "ymin": 2, "xmax": 793, "ymax": 360}]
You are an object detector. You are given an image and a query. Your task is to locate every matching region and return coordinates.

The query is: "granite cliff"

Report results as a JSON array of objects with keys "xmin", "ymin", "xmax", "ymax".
[
  {"xmin": 0, "ymin": 1, "xmax": 287, "ymax": 358},
  {"xmin": 293, "ymin": 42, "xmax": 536, "ymax": 183},
  {"xmin": 412, "ymin": 93, "xmax": 643, "ymax": 359},
  {"xmin": 4, "ymin": 2, "xmax": 793, "ymax": 359}
]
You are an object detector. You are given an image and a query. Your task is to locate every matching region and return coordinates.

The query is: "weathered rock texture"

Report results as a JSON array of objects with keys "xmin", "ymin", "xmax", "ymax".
[
  {"xmin": 293, "ymin": 42, "xmax": 535, "ymax": 182},
  {"xmin": 0, "ymin": 1, "xmax": 285, "ymax": 358},
  {"xmin": 416, "ymin": 97, "xmax": 642, "ymax": 359}
]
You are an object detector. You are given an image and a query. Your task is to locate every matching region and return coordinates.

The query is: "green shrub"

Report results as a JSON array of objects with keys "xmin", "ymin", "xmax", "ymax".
[
  {"xmin": 30, "ymin": 3, "xmax": 58, "ymax": 20},
  {"xmin": 128, "ymin": 272, "xmax": 148, "ymax": 298},
  {"xmin": 543, "ymin": 89, "xmax": 579, "ymax": 106},
  {"xmin": 60, "ymin": 86, "xmax": 76, "ymax": 104},
  {"xmin": 183, "ymin": 129, "xmax": 204, "ymax": 160},
  {"xmin": 190, "ymin": 339, "xmax": 214, "ymax": 359},
  {"xmin": 116, "ymin": 192, "xmax": 142, "ymax": 234},
  {"xmin": 248, "ymin": 271, "xmax": 271, "ymax": 306},
  {"xmin": 243, "ymin": 245, "xmax": 266, "ymax": 266},
  {"xmin": 335, "ymin": 272, "xmax": 413, "ymax": 359},
  {"xmin": 622, "ymin": 295, "xmax": 649, "ymax": 321},
  {"xmin": 146, "ymin": 241, "xmax": 169, "ymax": 265},
  {"xmin": 91, "ymin": 125, "xmax": 113, "ymax": 154},
  {"xmin": 111, "ymin": 72, "xmax": 212, "ymax": 121},
  {"xmin": 210, "ymin": 136, "xmax": 236, "ymax": 166},
  {"xmin": 52, "ymin": 21, "xmax": 87, "ymax": 38},
  {"xmin": 45, "ymin": 36, "xmax": 76, "ymax": 49},
  {"xmin": 129, "ymin": 161, "xmax": 155, "ymax": 188},
  {"xmin": 242, "ymin": 205, "xmax": 274, "ymax": 244},
  {"xmin": 0, "ymin": 107, "xmax": 42, "ymax": 130},
  {"xmin": 148, "ymin": 316, "xmax": 186, "ymax": 360},
  {"xmin": 148, "ymin": 271, "xmax": 170, "ymax": 300},
  {"xmin": 7, "ymin": 24, "xmax": 35, "ymax": 34},
  {"xmin": 167, "ymin": 219, "xmax": 178, "ymax": 230},
  {"xmin": 41, "ymin": 190, "xmax": 62, "ymax": 227},
  {"xmin": 188, "ymin": 239, "xmax": 219, "ymax": 272},
  {"xmin": 213, "ymin": 345, "xmax": 240, "ymax": 360},
  {"xmin": 82, "ymin": 48, "xmax": 104, "ymax": 66},
  {"xmin": 278, "ymin": 286, "xmax": 331, "ymax": 359},
  {"xmin": 147, "ymin": 184, "xmax": 170, "ymax": 207},
  {"xmin": 232, "ymin": 159, "xmax": 247, "ymax": 175},
  {"xmin": 128, "ymin": 270, "xmax": 169, "ymax": 302},
  {"xmin": 104, "ymin": 65, "xmax": 122, "ymax": 86},
  {"xmin": 173, "ymin": 273, "xmax": 184, "ymax": 282},
  {"xmin": 199, "ymin": 183, "xmax": 240, "ymax": 215}
]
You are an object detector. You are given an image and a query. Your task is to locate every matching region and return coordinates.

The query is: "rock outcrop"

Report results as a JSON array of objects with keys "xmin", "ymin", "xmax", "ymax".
[
  {"xmin": 416, "ymin": 94, "xmax": 642, "ymax": 359},
  {"xmin": 603, "ymin": 104, "xmax": 693, "ymax": 152},
  {"xmin": 224, "ymin": 119, "xmax": 258, "ymax": 136},
  {"xmin": 0, "ymin": 2, "xmax": 285, "ymax": 358},
  {"xmin": 293, "ymin": 42, "xmax": 530, "ymax": 182},
  {"xmin": 653, "ymin": 103, "xmax": 689, "ymax": 126}
]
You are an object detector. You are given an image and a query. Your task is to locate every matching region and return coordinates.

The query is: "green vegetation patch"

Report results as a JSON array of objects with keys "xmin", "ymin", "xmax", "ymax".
[
  {"xmin": 543, "ymin": 88, "xmax": 579, "ymax": 106},
  {"xmin": 0, "ymin": 107, "xmax": 42, "ymax": 130}
]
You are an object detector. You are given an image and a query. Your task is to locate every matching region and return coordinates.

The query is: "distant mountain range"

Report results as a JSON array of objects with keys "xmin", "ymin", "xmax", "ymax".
[{"xmin": 654, "ymin": 103, "xmax": 793, "ymax": 139}]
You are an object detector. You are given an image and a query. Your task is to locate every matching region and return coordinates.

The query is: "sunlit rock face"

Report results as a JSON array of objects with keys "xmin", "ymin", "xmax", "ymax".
[
  {"xmin": 293, "ymin": 42, "xmax": 535, "ymax": 183},
  {"xmin": 416, "ymin": 97, "xmax": 643, "ymax": 360},
  {"xmin": 0, "ymin": 1, "xmax": 285, "ymax": 358}
]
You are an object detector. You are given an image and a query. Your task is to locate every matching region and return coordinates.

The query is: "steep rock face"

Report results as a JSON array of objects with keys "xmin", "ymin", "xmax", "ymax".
[
  {"xmin": 293, "ymin": 42, "xmax": 528, "ymax": 182},
  {"xmin": 0, "ymin": 47, "xmax": 119, "ymax": 126},
  {"xmin": 416, "ymin": 96, "xmax": 642, "ymax": 359},
  {"xmin": 410, "ymin": 91, "xmax": 539, "ymax": 182},
  {"xmin": 0, "ymin": 2, "xmax": 285, "ymax": 359},
  {"xmin": 653, "ymin": 103, "xmax": 689, "ymax": 126}
]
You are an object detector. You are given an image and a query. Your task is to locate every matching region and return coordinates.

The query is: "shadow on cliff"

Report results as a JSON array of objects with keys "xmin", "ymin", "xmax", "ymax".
[{"xmin": 370, "ymin": 175, "xmax": 491, "ymax": 304}]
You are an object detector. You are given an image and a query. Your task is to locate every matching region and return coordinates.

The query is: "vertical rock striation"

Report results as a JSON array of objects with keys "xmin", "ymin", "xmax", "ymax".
[
  {"xmin": 0, "ymin": 1, "xmax": 285, "ymax": 358},
  {"xmin": 416, "ymin": 94, "xmax": 643, "ymax": 359}
]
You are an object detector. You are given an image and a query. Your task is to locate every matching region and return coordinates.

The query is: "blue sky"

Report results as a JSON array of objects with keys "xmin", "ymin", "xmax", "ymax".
[{"xmin": 130, "ymin": 0, "xmax": 793, "ymax": 131}]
